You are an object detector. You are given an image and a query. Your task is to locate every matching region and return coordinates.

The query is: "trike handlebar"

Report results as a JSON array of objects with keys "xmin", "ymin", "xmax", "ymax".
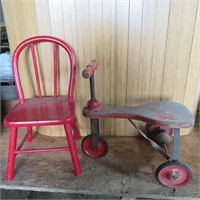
[{"xmin": 82, "ymin": 60, "xmax": 98, "ymax": 79}]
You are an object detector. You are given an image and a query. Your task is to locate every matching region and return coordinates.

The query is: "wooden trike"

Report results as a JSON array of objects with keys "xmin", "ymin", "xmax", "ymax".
[{"xmin": 81, "ymin": 60, "xmax": 194, "ymax": 188}]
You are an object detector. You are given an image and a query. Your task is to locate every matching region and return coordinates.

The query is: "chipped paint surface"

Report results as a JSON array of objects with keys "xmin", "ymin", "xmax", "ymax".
[
  {"xmin": 83, "ymin": 102, "xmax": 194, "ymax": 128},
  {"xmin": 157, "ymin": 110, "xmax": 178, "ymax": 120}
]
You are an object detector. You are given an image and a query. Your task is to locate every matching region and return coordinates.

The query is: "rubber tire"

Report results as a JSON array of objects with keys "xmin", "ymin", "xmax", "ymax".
[
  {"xmin": 155, "ymin": 161, "xmax": 192, "ymax": 188},
  {"xmin": 81, "ymin": 134, "xmax": 108, "ymax": 158}
]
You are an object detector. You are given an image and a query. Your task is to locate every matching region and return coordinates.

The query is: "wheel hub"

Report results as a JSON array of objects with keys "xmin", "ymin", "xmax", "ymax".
[{"xmin": 169, "ymin": 169, "xmax": 180, "ymax": 180}]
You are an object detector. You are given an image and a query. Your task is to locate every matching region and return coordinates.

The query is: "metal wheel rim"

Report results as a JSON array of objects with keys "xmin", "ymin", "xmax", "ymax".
[{"xmin": 156, "ymin": 161, "xmax": 192, "ymax": 188}]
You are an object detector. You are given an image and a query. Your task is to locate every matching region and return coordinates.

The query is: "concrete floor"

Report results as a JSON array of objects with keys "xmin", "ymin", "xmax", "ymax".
[{"xmin": 0, "ymin": 119, "xmax": 199, "ymax": 200}]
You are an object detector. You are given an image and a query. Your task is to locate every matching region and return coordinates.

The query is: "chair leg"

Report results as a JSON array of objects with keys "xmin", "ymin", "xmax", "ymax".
[
  {"xmin": 72, "ymin": 119, "xmax": 81, "ymax": 140},
  {"xmin": 6, "ymin": 127, "xmax": 18, "ymax": 181},
  {"xmin": 27, "ymin": 126, "xmax": 33, "ymax": 142},
  {"xmin": 64, "ymin": 124, "xmax": 81, "ymax": 176}
]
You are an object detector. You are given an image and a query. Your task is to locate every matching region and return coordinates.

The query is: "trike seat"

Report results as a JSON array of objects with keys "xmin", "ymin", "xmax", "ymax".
[{"xmin": 83, "ymin": 101, "xmax": 194, "ymax": 128}]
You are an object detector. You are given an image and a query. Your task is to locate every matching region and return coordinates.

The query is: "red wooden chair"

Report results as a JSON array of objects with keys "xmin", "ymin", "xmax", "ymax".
[{"xmin": 4, "ymin": 36, "xmax": 81, "ymax": 180}]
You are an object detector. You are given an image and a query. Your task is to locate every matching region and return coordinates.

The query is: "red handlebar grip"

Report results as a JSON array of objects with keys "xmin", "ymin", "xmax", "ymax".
[{"xmin": 82, "ymin": 60, "xmax": 98, "ymax": 79}]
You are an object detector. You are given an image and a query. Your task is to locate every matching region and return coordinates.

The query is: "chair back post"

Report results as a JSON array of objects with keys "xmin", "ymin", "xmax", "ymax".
[{"xmin": 12, "ymin": 36, "xmax": 76, "ymax": 104}]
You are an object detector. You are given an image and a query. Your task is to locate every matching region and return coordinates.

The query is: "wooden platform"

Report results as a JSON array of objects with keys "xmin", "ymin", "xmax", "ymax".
[{"xmin": 0, "ymin": 121, "xmax": 199, "ymax": 199}]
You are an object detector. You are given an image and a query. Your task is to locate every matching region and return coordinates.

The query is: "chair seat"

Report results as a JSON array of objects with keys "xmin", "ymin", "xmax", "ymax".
[{"xmin": 4, "ymin": 96, "xmax": 75, "ymax": 127}]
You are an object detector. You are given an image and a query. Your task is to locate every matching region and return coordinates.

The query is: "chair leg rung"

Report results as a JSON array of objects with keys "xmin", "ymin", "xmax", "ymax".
[{"xmin": 15, "ymin": 147, "xmax": 70, "ymax": 154}]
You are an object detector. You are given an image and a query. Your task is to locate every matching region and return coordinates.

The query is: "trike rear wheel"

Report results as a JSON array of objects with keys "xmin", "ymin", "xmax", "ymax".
[
  {"xmin": 155, "ymin": 161, "xmax": 192, "ymax": 188},
  {"xmin": 146, "ymin": 124, "xmax": 173, "ymax": 144},
  {"xmin": 81, "ymin": 134, "xmax": 108, "ymax": 158}
]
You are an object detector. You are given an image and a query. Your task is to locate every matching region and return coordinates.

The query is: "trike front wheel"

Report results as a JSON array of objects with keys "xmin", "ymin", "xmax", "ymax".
[{"xmin": 81, "ymin": 134, "xmax": 108, "ymax": 158}]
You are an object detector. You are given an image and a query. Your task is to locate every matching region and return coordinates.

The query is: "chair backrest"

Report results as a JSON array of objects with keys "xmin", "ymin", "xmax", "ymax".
[{"xmin": 12, "ymin": 36, "xmax": 76, "ymax": 104}]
